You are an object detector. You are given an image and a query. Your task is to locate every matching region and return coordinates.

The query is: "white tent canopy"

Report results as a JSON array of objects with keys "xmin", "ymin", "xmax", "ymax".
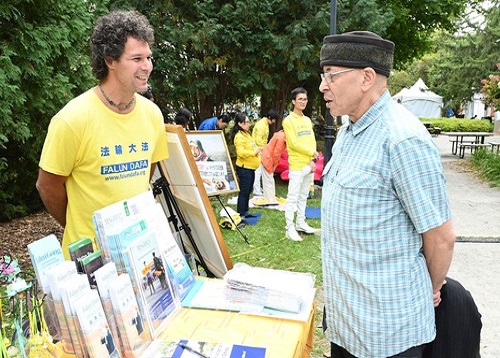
[{"xmin": 392, "ymin": 78, "xmax": 443, "ymax": 118}]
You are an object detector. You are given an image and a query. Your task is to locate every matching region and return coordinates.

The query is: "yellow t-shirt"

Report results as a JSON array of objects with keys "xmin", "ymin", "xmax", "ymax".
[
  {"xmin": 39, "ymin": 89, "xmax": 168, "ymax": 258},
  {"xmin": 282, "ymin": 112, "xmax": 316, "ymax": 171},
  {"xmin": 252, "ymin": 117, "xmax": 270, "ymax": 148},
  {"xmin": 234, "ymin": 131, "xmax": 261, "ymax": 170}
]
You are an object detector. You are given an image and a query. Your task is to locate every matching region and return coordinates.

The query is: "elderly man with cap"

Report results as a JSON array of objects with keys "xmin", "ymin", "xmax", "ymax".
[{"xmin": 319, "ymin": 31, "xmax": 455, "ymax": 358}]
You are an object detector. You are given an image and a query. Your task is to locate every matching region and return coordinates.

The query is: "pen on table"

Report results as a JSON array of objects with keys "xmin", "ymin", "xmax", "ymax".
[{"xmin": 178, "ymin": 343, "xmax": 210, "ymax": 358}]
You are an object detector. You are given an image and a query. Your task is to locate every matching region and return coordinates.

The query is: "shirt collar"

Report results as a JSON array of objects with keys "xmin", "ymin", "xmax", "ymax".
[{"xmin": 348, "ymin": 90, "xmax": 391, "ymax": 136}]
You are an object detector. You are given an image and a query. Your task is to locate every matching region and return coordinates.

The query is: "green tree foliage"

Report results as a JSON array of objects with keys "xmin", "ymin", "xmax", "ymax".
[
  {"xmin": 317, "ymin": 0, "xmax": 475, "ymax": 67},
  {"xmin": 111, "ymin": 0, "xmax": 472, "ymax": 126},
  {"xmin": 110, "ymin": 0, "xmax": 328, "ymax": 125},
  {"xmin": 427, "ymin": 3, "xmax": 500, "ymax": 109},
  {"xmin": 0, "ymin": 0, "xmax": 108, "ymax": 220},
  {"xmin": 1, "ymin": 0, "xmax": 475, "ymax": 219}
]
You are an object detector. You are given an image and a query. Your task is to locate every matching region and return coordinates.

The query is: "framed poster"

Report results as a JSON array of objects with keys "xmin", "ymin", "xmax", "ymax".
[
  {"xmin": 185, "ymin": 131, "xmax": 239, "ymax": 197},
  {"xmin": 152, "ymin": 125, "xmax": 233, "ymax": 278}
]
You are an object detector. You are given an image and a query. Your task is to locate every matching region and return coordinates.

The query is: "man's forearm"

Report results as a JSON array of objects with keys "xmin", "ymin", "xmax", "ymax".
[
  {"xmin": 36, "ymin": 170, "xmax": 68, "ymax": 227},
  {"xmin": 422, "ymin": 220, "xmax": 456, "ymax": 291},
  {"xmin": 39, "ymin": 188, "xmax": 68, "ymax": 227}
]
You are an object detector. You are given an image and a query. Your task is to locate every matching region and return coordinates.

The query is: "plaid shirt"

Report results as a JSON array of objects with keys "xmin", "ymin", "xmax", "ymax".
[{"xmin": 321, "ymin": 91, "xmax": 451, "ymax": 357}]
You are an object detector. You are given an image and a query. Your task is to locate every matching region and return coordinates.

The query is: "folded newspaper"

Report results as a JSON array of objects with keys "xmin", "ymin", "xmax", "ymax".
[{"xmin": 223, "ymin": 263, "xmax": 315, "ymax": 313}]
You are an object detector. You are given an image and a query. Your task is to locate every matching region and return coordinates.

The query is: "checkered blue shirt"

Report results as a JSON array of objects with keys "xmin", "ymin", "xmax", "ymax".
[{"xmin": 321, "ymin": 91, "xmax": 451, "ymax": 358}]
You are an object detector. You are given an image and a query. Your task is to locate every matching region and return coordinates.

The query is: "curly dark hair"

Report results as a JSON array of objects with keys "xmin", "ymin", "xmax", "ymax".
[{"xmin": 90, "ymin": 10, "xmax": 155, "ymax": 80}]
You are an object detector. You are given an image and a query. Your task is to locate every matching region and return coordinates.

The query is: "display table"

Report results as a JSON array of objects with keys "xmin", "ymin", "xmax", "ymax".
[
  {"xmin": 155, "ymin": 305, "xmax": 315, "ymax": 358},
  {"xmin": 54, "ymin": 304, "xmax": 315, "ymax": 358}
]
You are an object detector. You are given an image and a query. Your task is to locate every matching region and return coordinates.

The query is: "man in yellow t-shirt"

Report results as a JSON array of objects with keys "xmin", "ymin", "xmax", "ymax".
[
  {"xmin": 282, "ymin": 88, "xmax": 319, "ymax": 241},
  {"xmin": 252, "ymin": 109, "xmax": 278, "ymax": 196},
  {"xmin": 36, "ymin": 10, "xmax": 168, "ymax": 258}
]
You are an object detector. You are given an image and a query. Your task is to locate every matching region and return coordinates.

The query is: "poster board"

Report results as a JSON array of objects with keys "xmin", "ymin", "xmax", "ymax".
[
  {"xmin": 185, "ymin": 131, "xmax": 239, "ymax": 197},
  {"xmin": 153, "ymin": 124, "xmax": 233, "ymax": 278}
]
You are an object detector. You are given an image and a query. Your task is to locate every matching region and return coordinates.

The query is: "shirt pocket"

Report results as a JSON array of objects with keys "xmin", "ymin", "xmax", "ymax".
[{"xmin": 335, "ymin": 167, "xmax": 381, "ymax": 189}]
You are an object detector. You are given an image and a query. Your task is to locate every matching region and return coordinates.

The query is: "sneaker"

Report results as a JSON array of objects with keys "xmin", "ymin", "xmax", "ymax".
[
  {"xmin": 276, "ymin": 197, "xmax": 287, "ymax": 204},
  {"xmin": 253, "ymin": 198, "xmax": 278, "ymax": 206},
  {"xmin": 253, "ymin": 198, "xmax": 268, "ymax": 206},
  {"xmin": 286, "ymin": 228, "xmax": 303, "ymax": 241},
  {"xmin": 253, "ymin": 191, "xmax": 263, "ymax": 196},
  {"xmin": 296, "ymin": 222, "xmax": 318, "ymax": 234}
]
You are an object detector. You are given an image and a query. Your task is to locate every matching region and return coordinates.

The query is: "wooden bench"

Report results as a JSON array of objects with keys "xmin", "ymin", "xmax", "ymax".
[{"xmin": 458, "ymin": 143, "xmax": 491, "ymax": 158}]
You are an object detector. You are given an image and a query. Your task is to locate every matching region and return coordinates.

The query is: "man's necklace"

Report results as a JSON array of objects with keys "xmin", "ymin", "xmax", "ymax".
[{"xmin": 98, "ymin": 85, "xmax": 135, "ymax": 111}]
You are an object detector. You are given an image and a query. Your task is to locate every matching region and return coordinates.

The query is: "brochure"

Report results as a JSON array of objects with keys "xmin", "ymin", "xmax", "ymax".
[
  {"xmin": 68, "ymin": 237, "xmax": 94, "ymax": 273},
  {"xmin": 27, "ymin": 234, "xmax": 65, "ymax": 294},
  {"xmin": 108, "ymin": 273, "xmax": 151, "ymax": 357},
  {"xmin": 94, "ymin": 261, "xmax": 121, "ymax": 356},
  {"xmin": 60, "ymin": 274, "xmax": 92, "ymax": 357},
  {"xmin": 46, "ymin": 260, "xmax": 79, "ymax": 353},
  {"xmin": 141, "ymin": 339, "xmax": 266, "ymax": 358},
  {"xmin": 126, "ymin": 230, "xmax": 179, "ymax": 336},
  {"xmin": 93, "ymin": 190, "xmax": 157, "ymax": 261},
  {"xmin": 74, "ymin": 289, "xmax": 120, "ymax": 357},
  {"xmin": 81, "ymin": 250, "xmax": 104, "ymax": 287},
  {"xmin": 152, "ymin": 203, "xmax": 196, "ymax": 301}
]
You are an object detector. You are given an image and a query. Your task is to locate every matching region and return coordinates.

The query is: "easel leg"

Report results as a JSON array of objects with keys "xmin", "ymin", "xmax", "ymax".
[
  {"xmin": 215, "ymin": 195, "xmax": 250, "ymax": 244},
  {"xmin": 152, "ymin": 166, "xmax": 215, "ymax": 277}
]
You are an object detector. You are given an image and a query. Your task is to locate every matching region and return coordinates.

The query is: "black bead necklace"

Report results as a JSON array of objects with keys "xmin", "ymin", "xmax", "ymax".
[{"xmin": 99, "ymin": 85, "xmax": 135, "ymax": 111}]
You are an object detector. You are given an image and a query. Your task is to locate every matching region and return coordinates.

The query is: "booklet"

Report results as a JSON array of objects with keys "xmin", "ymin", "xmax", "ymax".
[
  {"xmin": 94, "ymin": 262, "xmax": 121, "ymax": 356},
  {"xmin": 126, "ymin": 230, "xmax": 179, "ymax": 337},
  {"xmin": 27, "ymin": 234, "xmax": 65, "ymax": 294},
  {"xmin": 108, "ymin": 273, "xmax": 151, "ymax": 357},
  {"xmin": 74, "ymin": 289, "xmax": 120, "ymax": 357},
  {"xmin": 60, "ymin": 274, "xmax": 92, "ymax": 357},
  {"xmin": 81, "ymin": 250, "xmax": 104, "ymax": 287},
  {"xmin": 141, "ymin": 339, "xmax": 266, "ymax": 358},
  {"xmin": 94, "ymin": 261, "xmax": 119, "ymax": 300},
  {"xmin": 152, "ymin": 203, "xmax": 196, "ymax": 301},
  {"xmin": 93, "ymin": 190, "xmax": 157, "ymax": 261},
  {"xmin": 46, "ymin": 260, "xmax": 79, "ymax": 353},
  {"xmin": 68, "ymin": 237, "xmax": 94, "ymax": 273}
]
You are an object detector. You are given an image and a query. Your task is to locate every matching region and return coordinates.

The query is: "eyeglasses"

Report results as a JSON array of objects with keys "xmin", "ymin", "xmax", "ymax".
[{"xmin": 320, "ymin": 68, "xmax": 355, "ymax": 84}]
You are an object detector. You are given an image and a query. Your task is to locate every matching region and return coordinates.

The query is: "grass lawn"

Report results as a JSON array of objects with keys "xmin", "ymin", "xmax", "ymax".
[{"xmin": 211, "ymin": 177, "xmax": 329, "ymax": 358}]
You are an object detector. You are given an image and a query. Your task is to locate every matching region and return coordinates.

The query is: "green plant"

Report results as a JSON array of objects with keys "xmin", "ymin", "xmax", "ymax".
[
  {"xmin": 470, "ymin": 149, "xmax": 500, "ymax": 187},
  {"xmin": 420, "ymin": 118, "xmax": 493, "ymax": 132}
]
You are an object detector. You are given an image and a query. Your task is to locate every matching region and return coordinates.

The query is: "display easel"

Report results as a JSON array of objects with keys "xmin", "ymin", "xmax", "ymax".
[
  {"xmin": 213, "ymin": 195, "xmax": 249, "ymax": 244},
  {"xmin": 158, "ymin": 125, "xmax": 233, "ymax": 278},
  {"xmin": 152, "ymin": 164, "xmax": 215, "ymax": 278}
]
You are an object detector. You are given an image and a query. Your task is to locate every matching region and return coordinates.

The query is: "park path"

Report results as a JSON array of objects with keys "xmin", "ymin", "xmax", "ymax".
[{"xmin": 434, "ymin": 134, "xmax": 500, "ymax": 357}]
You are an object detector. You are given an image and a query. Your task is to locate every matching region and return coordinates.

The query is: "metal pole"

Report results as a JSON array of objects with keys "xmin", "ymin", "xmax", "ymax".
[
  {"xmin": 330, "ymin": 0, "xmax": 337, "ymax": 34},
  {"xmin": 323, "ymin": 0, "xmax": 337, "ymax": 165}
]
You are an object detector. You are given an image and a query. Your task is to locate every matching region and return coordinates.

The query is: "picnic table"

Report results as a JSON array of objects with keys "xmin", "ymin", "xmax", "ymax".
[
  {"xmin": 488, "ymin": 138, "xmax": 500, "ymax": 154},
  {"xmin": 441, "ymin": 132, "xmax": 494, "ymax": 158},
  {"xmin": 422, "ymin": 122, "xmax": 441, "ymax": 136}
]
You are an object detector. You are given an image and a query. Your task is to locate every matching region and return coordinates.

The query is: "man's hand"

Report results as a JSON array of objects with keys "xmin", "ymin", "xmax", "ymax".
[
  {"xmin": 433, "ymin": 279, "xmax": 447, "ymax": 307},
  {"xmin": 309, "ymin": 160, "xmax": 316, "ymax": 173},
  {"xmin": 422, "ymin": 220, "xmax": 455, "ymax": 306}
]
